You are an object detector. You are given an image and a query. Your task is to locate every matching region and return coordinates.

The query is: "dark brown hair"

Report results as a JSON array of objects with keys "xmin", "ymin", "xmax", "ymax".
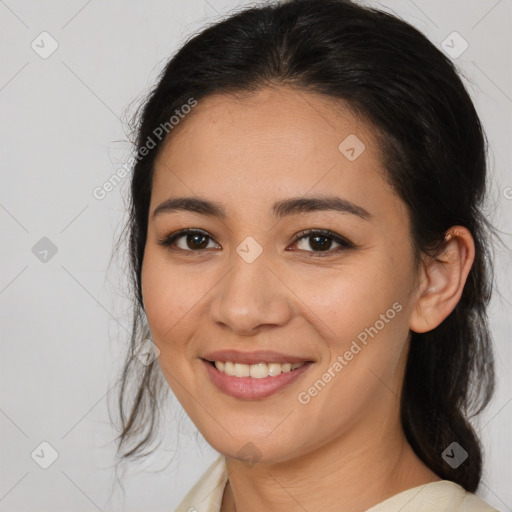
[{"xmin": 113, "ymin": 0, "xmax": 496, "ymax": 492}]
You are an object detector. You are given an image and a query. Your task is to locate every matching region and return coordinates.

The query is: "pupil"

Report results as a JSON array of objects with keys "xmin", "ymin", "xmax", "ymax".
[
  {"xmin": 188, "ymin": 233, "xmax": 209, "ymax": 249},
  {"xmin": 310, "ymin": 235, "xmax": 331, "ymax": 251}
]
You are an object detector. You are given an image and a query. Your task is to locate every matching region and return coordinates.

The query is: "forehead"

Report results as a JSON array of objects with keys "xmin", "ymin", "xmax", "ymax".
[{"xmin": 151, "ymin": 86, "xmax": 402, "ymax": 222}]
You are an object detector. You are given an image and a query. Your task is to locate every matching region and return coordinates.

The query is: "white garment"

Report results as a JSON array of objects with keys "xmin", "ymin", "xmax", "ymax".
[{"xmin": 174, "ymin": 455, "xmax": 499, "ymax": 512}]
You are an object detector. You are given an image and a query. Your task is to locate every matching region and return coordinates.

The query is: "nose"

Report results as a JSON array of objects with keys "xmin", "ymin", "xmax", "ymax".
[{"xmin": 209, "ymin": 251, "xmax": 294, "ymax": 336}]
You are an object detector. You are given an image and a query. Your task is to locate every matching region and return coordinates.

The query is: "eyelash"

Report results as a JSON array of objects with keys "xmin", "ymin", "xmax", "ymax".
[{"xmin": 157, "ymin": 228, "xmax": 355, "ymax": 257}]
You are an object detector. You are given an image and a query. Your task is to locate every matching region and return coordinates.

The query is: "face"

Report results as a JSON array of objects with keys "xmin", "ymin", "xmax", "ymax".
[{"xmin": 141, "ymin": 86, "xmax": 421, "ymax": 464}]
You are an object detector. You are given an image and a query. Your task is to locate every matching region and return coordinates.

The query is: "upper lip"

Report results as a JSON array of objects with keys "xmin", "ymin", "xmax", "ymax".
[{"xmin": 201, "ymin": 349, "xmax": 313, "ymax": 365}]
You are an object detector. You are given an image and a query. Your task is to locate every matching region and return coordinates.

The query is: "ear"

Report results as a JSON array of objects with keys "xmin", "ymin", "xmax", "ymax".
[{"xmin": 410, "ymin": 226, "xmax": 475, "ymax": 334}]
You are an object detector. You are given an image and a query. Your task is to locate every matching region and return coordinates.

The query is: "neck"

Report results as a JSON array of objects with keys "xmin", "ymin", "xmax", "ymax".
[{"xmin": 221, "ymin": 419, "xmax": 440, "ymax": 512}]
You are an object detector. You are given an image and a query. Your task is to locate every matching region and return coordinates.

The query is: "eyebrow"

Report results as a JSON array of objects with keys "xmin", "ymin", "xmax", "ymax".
[{"xmin": 152, "ymin": 195, "xmax": 371, "ymax": 221}]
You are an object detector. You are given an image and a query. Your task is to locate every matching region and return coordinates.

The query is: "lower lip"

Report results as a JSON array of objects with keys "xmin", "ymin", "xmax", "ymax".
[{"xmin": 202, "ymin": 359, "xmax": 313, "ymax": 400}]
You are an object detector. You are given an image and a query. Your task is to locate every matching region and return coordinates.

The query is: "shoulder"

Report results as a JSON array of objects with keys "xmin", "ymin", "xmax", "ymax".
[
  {"xmin": 366, "ymin": 480, "xmax": 499, "ymax": 512},
  {"xmin": 173, "ymin": 455, "xmax": 228, "ymax": 512}
]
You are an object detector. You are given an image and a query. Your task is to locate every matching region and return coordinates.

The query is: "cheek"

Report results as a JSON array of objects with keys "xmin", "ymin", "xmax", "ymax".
[
  {"xmin": 141, "ymin": 248, "xmax": 203, "ymax": 347},
  {"xmin": 291, "ymin": 255, "xmax": 413, "ymax": 400},
  {"xmin": 292, "ymin": 270, "xmax": 410, "ymax": 436},
  {"xmin": 292, "ymin": 258, "xmax": 409, "ymax": 340}
]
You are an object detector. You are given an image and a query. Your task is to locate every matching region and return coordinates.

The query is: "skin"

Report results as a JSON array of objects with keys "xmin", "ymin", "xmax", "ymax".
[{"xmin": 141, "ymin": 85, "xmax": 475, "ymax": 512}]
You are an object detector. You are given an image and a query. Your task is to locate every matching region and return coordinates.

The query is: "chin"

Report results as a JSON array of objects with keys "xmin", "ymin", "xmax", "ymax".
[{"xmin": 203, "ymin": 432, "xmax": 305, "ymax": 466}]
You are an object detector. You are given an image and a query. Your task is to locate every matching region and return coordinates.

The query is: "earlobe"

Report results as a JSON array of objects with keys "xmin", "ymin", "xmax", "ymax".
[{"xmin": 409, "ymin": 226, "xmax": 475, "ymax": 334}]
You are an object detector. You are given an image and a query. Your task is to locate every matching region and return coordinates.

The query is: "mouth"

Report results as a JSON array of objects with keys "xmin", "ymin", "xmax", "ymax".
[
  {"xmin": 204, "ymin": 360, "xmax": 306, "ymax": 378},
  {"xmin": 200, "ymin": 350, "xmax": 314, "ymax": 400}
]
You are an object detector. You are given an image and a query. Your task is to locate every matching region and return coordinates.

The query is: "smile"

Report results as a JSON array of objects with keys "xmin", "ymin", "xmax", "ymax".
[
  {"xmin": 213, "ymin": 361, "xmax": 305, "ymax": 378},
  {"xmin": 201, "ymin": 358, "xmax": 313, "ymax": 400}
]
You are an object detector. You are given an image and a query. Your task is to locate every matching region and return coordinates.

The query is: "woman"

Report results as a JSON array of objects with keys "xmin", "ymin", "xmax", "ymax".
[{"xmin": 115, "ymin": 0, "xmax": 499, "ymax": 510}]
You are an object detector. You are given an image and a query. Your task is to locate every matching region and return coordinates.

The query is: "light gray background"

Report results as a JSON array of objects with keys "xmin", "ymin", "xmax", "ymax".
[{"xmin": 1, "ymin": 0, "xmax": 511, "ymax": 510}]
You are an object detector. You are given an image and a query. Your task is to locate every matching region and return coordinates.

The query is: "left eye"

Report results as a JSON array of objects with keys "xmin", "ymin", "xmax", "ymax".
[
  {"xmin": 158, "ymin": 228, "xmax": 220, "ymax": 251},
  {"xmin": 291, "ymin": 229, "xmax": 354, "ymax": 254}
]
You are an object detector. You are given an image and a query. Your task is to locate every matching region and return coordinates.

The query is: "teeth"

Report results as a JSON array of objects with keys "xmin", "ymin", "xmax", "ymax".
[
  {"xmin": 214, "ymin": 361, "xmax": 304, "ymax": 378},
  {"xmin": 234, "ymin": 363, "xmax": 250, "ymax": 377}
]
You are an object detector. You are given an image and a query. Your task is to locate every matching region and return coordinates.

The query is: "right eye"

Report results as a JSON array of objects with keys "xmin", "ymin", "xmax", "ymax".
[{"xmin": 157, "ymin": 228, "xmax": 220, "ymax": 252}]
